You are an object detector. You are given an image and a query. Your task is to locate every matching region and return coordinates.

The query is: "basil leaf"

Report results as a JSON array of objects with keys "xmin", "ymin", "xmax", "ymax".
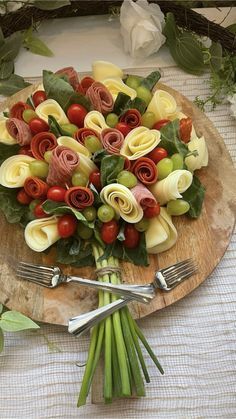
[
  {"xmin": 42, "ymin": 200, "xmax": 94, "ymax": 228},
  {"xmin": 113, "ymin": 92, "xmax": 146, "ymax": 115},
  {"xmin": 159, "ymin": 120, "xmax": 188, "ymax": 157},
  {"xmin": 56, "ymin": 237, "xmax": 94, "ymax": 266},
  {"xmin": 0, "ymin": 311, "xmax": 39, "ymax": 332},
  {"xmin": 0, "ymin": 143, "xmax": 20, "ymax": 165},
  {"xmin": 0, "ymin": 328, "xmax": 4, "ymax": 353},
  {"xmin": 92, "ymin": 148, "xmax": 108, "ymax": 164},
  {"xmin": 89, "ymin": 183, "xmax": 102, "ymax": 206},
  {"xmin": 43, "ymin": 70, "xmax": 91, "ymax": 111},
  {"xmin": 0, "ymin": 61, "xmax": 14, "ymax": 79},
  {"xmin": 48, "ymin": 115, "xmax": 71, "ymax": 137},
  {"xmin": 24, "ymin": 35, "xmax": 53, "ymax": 57},
  {"xmin": 182, "ymin": 175, "xmax": 205, "ymax": 218},
  {"xmin": 35, "ymin": 0, "xmax": 71, "ymax": 10},
  {"xmin": 0, "ymin": 74, "xmax": 31, "ymax": 96},
  {"xmin": 100, "ymin": 155, "xmax": 125, "ymax": 186},
  {"xmin": 128, "ymin": 97, "xmax": 146, "ymax": 115},
  {"xmin": 0, "ymin": 32, "xmax": 22, "ymax": 62},
  {"xmin": 0, "ymin": 185, "xmax": 28, "ymax": 223},
  {"xmin": 140, "ymin": 71, "xmax": 161, "ymax": 90}
]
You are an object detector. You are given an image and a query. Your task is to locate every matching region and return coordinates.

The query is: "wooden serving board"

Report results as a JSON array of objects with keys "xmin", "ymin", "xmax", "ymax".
[{"xmin": 0, "ymin": 82, "xmax": 235, "ymax": 326}]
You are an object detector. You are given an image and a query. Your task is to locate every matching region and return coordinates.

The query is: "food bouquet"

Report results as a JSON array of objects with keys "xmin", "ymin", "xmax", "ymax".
[{"xmin": 0, "ymin": 61, "xmax": 208, "ymax": 406}]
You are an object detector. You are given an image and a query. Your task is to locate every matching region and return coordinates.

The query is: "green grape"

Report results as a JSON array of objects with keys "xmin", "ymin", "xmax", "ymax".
[
  {"xmin": 141, "ymin": 111, "xmax": 156, "ymax": 128},
  {"xmin": 136, "ymin": 85, "xmax": 152, "ymax": 106},
  {"xmin": 117, "ymin": 170, "xmax": 137, "ymax": 188},
  {"xmin": 157, "ymin": 158, "xmax": 173, "ymax": 180},
  {"xmin": 60, "ymin": 123, "xmax": 78, "ymax": 136},
  {"xmin": 125, "ymin": 75, "xmax": 143, "ymax": 90},
  {"xmin": 84, "ymin": 135, "xmax": 102, "ymax": 153},
  {"xmin": 135, "ymin": 218, "xmax": 150, "ymax": 232},
  {"xmin": 22, "ymin": 109, "xmax": 37, "ymax": 123},
  {"xmin": 97, "ymin": 204, "xmax": 115, "ymax": 222},
  {"xmin": 106, "ymin": 113, "xmax": 119, "ymax": 128},
  {"xmin": 167, "ymin": 199, "xmax": 190, "ymax": 216},
  {"xmin": 83, "ymin": 206, "xmax": 97, "ymax": 222},
  {"xmin": 72, "ymin": 172, "xmax": 88, "ymax": 187},
  {"xmin": 77, "ymin": 222, "xmax": 93, "ymax": 240},
  {"xmin": 171, "ymin": 153, "xmax": 184, "ymax": 170},
  {"xmin": 29, "ymin": 160, "xmax": 49, "ymax": 178},
  {"xmin": 44, "ymin": 150, "xmax": 53, "ymax": 163}
]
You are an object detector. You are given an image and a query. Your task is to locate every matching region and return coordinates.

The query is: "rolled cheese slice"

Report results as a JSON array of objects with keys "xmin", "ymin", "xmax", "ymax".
[
  {"xmin": 120, "ymin": 126, "xmax": 161, "ymax": 160},
  {"xmin": 100, "ymin": 183, "xmax": 143, "ymax": 223},
  {"xmin": 35, "ymin": 99, "xmax": 69, "ymax": 125},
  {"xmin": 147, "ymin": 89, "xmax": 177, "ymax": 121},
  {"xmin": 92, "ymin": 60, "xmax": 124, "ymax": 81},
  {"xmin": 146, "ymin": 207, "xmax": 178, "ymax": 254},
  {"xmin": 0, "ymin": 117, "xmax": 17, "ymax": 145},
  {"xmin": 101, "ymin": 77, "xmax": 137, "ymax": 100},
  {"xmin": 84, "ymin": 110, "xmax": 109, "ymax": 135},
  {"xmin": 24, "ymin": 216, "xmax": 60, "ymax": 252},
  {"xmin": 57, "ymin": 136, "xmax": 91, "ymax": 157},
  {"xmin": 75, "ymin": 153, "xmax": 98, "ymax": 178},
  {"xmin": 185, "ymin": 136, "xmax": 208, "ymax": 172},
  {"xmin": 149, "ymin": 169, "xmax": 193, "ymax": 205},
  {"xmin": 0, "ymin": 155, "xmax": 35, "ymax": 188}
]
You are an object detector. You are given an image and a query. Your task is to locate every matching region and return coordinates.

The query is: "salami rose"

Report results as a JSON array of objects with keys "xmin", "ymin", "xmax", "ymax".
[
  {"xmin": 65, "ymin": 186, "xmax": 94, "ymax": 210},
  {"xmin": 55, "ymin": 66, "xmax": 79, "ymax": 90},
  {"xmin": 6, "ymin": 118, "xmax": 32, "ymax": 146},
  {"xmin": 74, "ymin": 127, "xmax": 99, "ymax": 145},
  {"xmin": 100, "ymin": 128, "xmax": 124, "ymax": 154},
  {"xmin": 24, "ymin": 177, "xmax": 49, "ymax": 199},
  {"xmin": 131, "ymin": 182, "xmax": 157, "ymax": 208},
  {"xmin": 46, "ymin": 146, "xmax": 79, "ymax": 186},
  {"xmin": 81, "ymin": 76, "xmax": 95, "ymax": 93},
  {"xmin": 131, "ymin": 157, "xmax": 158, "ymax": 185},
  {"xmin": 86, "ymin": 82, "xmax": 113, "ymax": 114},
  {"xmin": 31, "ymin": 132, "xmax": 57, "ymax": 160},
  {"xmin": 119, "ymin": 109, "xmax": 141, "ymax": 129},
  {"xmin": 10, "ymin": 101, "xmax": 32, "ymax": 120}
]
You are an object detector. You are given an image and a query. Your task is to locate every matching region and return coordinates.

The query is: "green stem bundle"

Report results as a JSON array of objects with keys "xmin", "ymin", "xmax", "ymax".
[{"xmin": 77, "ymin": 244, "xmax": 164, "ymax": 407}]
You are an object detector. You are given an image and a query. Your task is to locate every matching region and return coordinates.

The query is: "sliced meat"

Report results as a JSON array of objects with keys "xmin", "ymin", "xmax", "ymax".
[
  {"xmin": 46, "ymin": 146, "xmax": 79, "ymax": 186},
  {"xmin": 100, "ymin": 128, "xmax": 124, "ymax": 154},
  {"xmin": 131, "ymin": 182, "xmax": 157, "ymax": 208},
  {"xmin": 86, "ymin": 81, "xmax": 113, "ymax": 114},
  {"xmin": 6, "ymin": 118, "xmax": 32, "ymax": 146},
  {"xmin": 65, "ymin": 186, "xmax": 94, "ymax": 210},
  {"xmin": 31, "ymin": 132, "xmax": 57, "ymax": 160}
]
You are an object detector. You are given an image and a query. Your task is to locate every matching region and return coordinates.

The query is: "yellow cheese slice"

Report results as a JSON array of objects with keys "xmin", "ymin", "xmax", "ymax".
[
  {"xmin": 120, "ymin": 126, "xmax": 161, "ymax": 160},
  {"xmin": 35, "ymin": 99, "xmax": 69, "ymax": 125},
  {"xmin": 57, "ymin": 136, "xmax": 91, "ymax": 157},
  {"xmin": 0, "ymin": 155, "xmax": 35, "ymax": 188},
  {"xmin": 185, "ymin": 136, "xmax": 208, "ymax": 171},
  {"xmin": 84, "ymin": 110, "xmax": 109, "ymax": 134},
  {"xmin": 101, "ymin": 77, "xmax": 137, "ymax": 100},
  {"xmin": 147, "ymin": 89, "xmax": 177, "ymax": 121},
  {"xmin": 92, "ymin": 60, "xmax": 123, "ymax": 81},
  {"xmin": 146, "ymin": 208, "xmax": 178, "ymax": 254},
  {"xmin": 149, "ymin": 169, "xmax": 193, "ymax": 205},
  {"xmin": 0, "ymin": 117, "xmax": 17, "ymax": 145},
  {"xmin": 24, "ymin": 216, "xmax": 60, "ymax": 252}
]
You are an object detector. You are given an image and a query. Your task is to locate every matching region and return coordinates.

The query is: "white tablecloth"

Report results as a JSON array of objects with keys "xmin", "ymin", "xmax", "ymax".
[{"xmin": 1, "ymin": 10, "xmax": 236, "ymax": 419}]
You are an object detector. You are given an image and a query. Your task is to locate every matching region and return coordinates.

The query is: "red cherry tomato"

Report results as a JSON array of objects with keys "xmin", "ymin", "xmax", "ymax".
[
  {"xmin": 101, "ymin": 220, "xmax": 119, "ymax": 244},
  {"xmin": 47, "ymin": 186, "xmax": 66, "ymax": 202},
  {"xmin": 179, "ymin": 117, "xmax": 192, "ymax": 143},
  {"xmin": 67, "ymin": 104, "xmax": 88, "ymax": 128},
  {"xmin": 89, "ymin": 170, "xmax": 102, "ymax": 191},
  {"xmin": 144, "ymin": 203, "xmax": 161, "ymax": 219},
  {"xmin": 152, "ymin": 119, "xmax": 170, "ymax": 130},
  {"xmin": 147, "ymin": 147, "xmax": 168, "ymax": 164},
  {"xmin": 115, "ymin": 122, "xmax": 131, "ymax": 137},
  {"xmin": 32, "ymin": 90, "xmax": 47, "ymax": 107},
  {"xmin": 18, "ymin": 146, "xmax": 33, "ymax": 157},
  {"xmin": 17, "ymin": 189, "xmax": 32, "ymax": 205},
  {"xmin": 57, "ymin": 214, "xmax": 77, "ymax": 238},
  {"xmin": 34, "ymin": 202, "xmax": 48, "ymax": 218},
  {"xmin": 29, "ymin": 118, "xmax": 49, "ymax": 135},
  {"xmin": 123, "ymin": 224, "xmax": 140, "ymax": 249}
]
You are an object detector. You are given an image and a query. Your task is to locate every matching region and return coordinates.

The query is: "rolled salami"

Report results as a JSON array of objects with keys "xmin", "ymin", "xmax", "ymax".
[
  {"xmin": 131, "ymin": 157, "xmax": 158, "ymax": 185},
  {"xmin": 24, "ymin": 176, "xmax": 49, "ymax": 199},
  {"xmin": 65, "ymin": 186, "xmax": 94, "ymax": 210},
  {"xmin": 86, "ymin": 81, "xmax": 113, "ymax": 114},
  {"xmin": 46, "ymin": 146, "xmax": 79, "ymax": 186},
  {"xmin": 100, "ymin": 128, "xmax": 124, "ymax": 154},
  {"xmin": 6, "ymin": 118, "xmax": 32, "ymax": 146},
  {"xmin": 31, "ymin": 132, "xmax": 57, "ymax": 160}
]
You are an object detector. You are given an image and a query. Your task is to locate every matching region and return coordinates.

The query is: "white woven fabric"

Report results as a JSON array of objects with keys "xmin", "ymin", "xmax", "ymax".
[{"xmin": 0, "ymin": 67, "xmax": 235, "ymax": 419}]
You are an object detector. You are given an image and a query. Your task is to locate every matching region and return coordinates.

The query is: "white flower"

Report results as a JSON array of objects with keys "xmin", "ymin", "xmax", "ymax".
[
  {"xmin": 120, "ymin": 0, "xmax": 166, "ymax": 59},
  {"xmin": 228, "ymin": 93, "xmax": 236, "ymax": 118}
]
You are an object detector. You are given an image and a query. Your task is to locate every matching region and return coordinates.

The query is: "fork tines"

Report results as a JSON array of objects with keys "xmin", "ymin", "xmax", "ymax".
[
  {"xmin": 162, "ymin": 259, "xmax": 197, "ymax": 286},
  {"xmin": 16, "ymin": 261, "xmax": 55, "ymax": 287}
]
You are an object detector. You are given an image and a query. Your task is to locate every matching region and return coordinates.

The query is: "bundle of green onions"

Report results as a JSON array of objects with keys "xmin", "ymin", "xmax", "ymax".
[{"xmin": 77, "ymin": 244, "xmax": 164, "ymax": 407}]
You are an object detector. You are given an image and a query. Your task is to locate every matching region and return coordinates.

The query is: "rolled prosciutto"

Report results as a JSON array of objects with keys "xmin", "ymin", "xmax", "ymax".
[
  {"xmin": 86, "ymin": 81, "xmax": 113, "ymax": 114},
  {"xmin": 55, "ymin": 66, "xmax": 79, "ymax": 90},
  {"xmin": 46, "ymin": 146, "xmax": 79, "ymax": 186},
  {"xmin": 65, "ymin": 186, "xmax": 94, "ymax": 210},
  {"xmin": 119, "ymin": 109, "xmax": 141, "ymax": 129},
  {"xmin": 31, "ymin": 132, "xmax": 57, "ymax": 160},
  {"xmin": 131, "ymin": 157, "xmax": 158, "ymax": 185},
  {"xmin": 24, "ymin": 177, "xmax": 49, "ymax": 199},
  {"xmin": 6, "ymin": 118, "xmax": 32, "ymax": 146},
  {"xmin": 74, "ymin": 127, "xmax": 99, "ymax": 145},
  {"xmin": 100, "ymin": 128, "xmax": 124, "ymax": 154},
  {"xmin": 10, "ymin": 101, "xmax": 32, "ymax": 120},
  {"xmin": 131, "ymin": 182, "xmax": 157, "ymax": 208}
]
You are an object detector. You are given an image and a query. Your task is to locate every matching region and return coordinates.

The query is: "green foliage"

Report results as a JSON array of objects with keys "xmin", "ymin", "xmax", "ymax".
[
  {"xmin": 113, "ymin": 92, "xmax": 146, "ymax": 115},
  {"xmin": 42, "ymin": 200, "xmax": 94, "ymax": 228},
  {"xmin": 159, "ymin": 120, "xmax": 189, "ymax": 157},
  {"xmin": 0, "ymin": 143, "xmax": 20, "ymax": 165},
  {"xmin": 182, "ymin": 175, "xmax": 205, "ymax": 218},
  {"xmin": 56, "ymin": 237, "xmax": 94, "ymax": 266},
  {"xmin": 23, "ymin": 27, "xmax": 53, "ymax": 57},
  {"xmin": 100, "ymin": 155, "xmax": 125, "ymax": 186},
  {"xmin": 0, "ymin": 185, "xmax": 28, "ymax": 224},
  {"xmin": 0, "ymin": 74, "xmax": 30, "ymax": 96},
  {"xmin": 0, "ymin": 310, "xmax": 39, "ymax": 332}
]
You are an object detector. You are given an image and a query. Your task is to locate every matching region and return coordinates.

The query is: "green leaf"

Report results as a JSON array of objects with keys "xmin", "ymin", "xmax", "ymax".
[
  {"xmin": 48, "ymin": 115, "xmax": 72, "ymax": 137},
  {"xmin": 226, "ymin": 23, "xmax": 236, "ymax": 34},
  {"xmin": 0, "ymin": 74, "xmax": 31, "ymax": 96},
  {"xmin": 0, "ymin": 304, "xmax": 3, "ymax": 314},
  {"xmin": 92, "ymin": 149, "xmax": 108, "ymax": 164},
  {"xmin": 159, "ymin": 120, "xmax": 189, "ymax": 156},
  {"xmin": 163, "ymin": 12, "xmax": 180, "ymax": 43},
  {"xmin": 56, "ymin": 237, "xmax": 94, "ymax": 266},
  {"xmin": 43, "ymin": 70, "xmax": 91, "ymax": 112},
  {"xmin": 0, "ymin": 185, "xmax": 28, "ymax": 224},
  {"xmin": 24, "ymin": 35, "xmax": 53, "ymax": 57},
  {"xmin": 0, "ymin": 32, "xmax": 22, "ymax": 62},
  {"xmin": 209, "ymin": 42, "xmax": 222, "ymax": 72},
  {"xmin": 0, "ymin": 328, "xmax": 4, "ymax": 353},
  {"xmin": 0, "ymin": 311, "xmax": 39, "ymax": 332},
  {"xmin": 42, "ymin": 200, "xmax": 94, "ymax": 228},
  {"xmin": 113, "ymin": 92, "xmax": 146, "ymax": 116},
  {"xmin": 100, "ymin": 155, "xmax": 125, "ymax": 187},
  {"xmin": 0, "ymin": 143, "xmax": 20, "ymax": 165},
  {"xmin": 182, "ymin": 175, "xmax": 205, "ymax": 218},
  {"xmin": 140, "ymin": 71, "xmax": 161, "ymax": 90},
  {"xmin": 0, "ymin": 61, "xmax": 14, "ymax": 79},
  {"xmin": 35, "ymin": 0, "xmax": 71, "ymax": 10}
]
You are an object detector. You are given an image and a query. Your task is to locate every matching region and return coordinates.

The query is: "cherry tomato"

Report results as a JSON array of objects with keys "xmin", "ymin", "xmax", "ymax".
[
  {"xmin": 144, "ymin": 203, "xmax": 161, "ymax": 218},
  {"xmin": 32, "ymin": 90, "xmax": 47, "ymax": 107},
  {"xmin": 115, "ymin": 122, "xmax": 131, "ymax": 137},
  {"xmin": 29, "ymin": 118, "xmax": 49, "ymax": 135},
  {"xmin": 47, "ymin": 186, "xmax": 66, "ymax": 202},
  {"xmin": 101, "ymin": 220, "xmax": 119, "ymax": 244},
  {"xmin": 57, "ymin": 214, "xmax": 77, "ymax": 238},
  {"xmin": 123, "ymin": 224, "xmax": 140, "ymax": 249},
  {"xmin": 89, "ymin": 170, "xmax": 102, "ymax": 191},
  {"xmin": 17, "ymin": 189, "xmax": 32, "ymax": 205},
  {"xmin": 18, "ymin": 146, "xmax": 33, "ymax": 157},
  {"xmin": 179, "ymin": 117, "xmax": 192, "ymax": 143},
  {"xmin": 152, "ymin": 119, "xmax": 170, "ymax": 130},
  {"xmin": 147, "ymin": 147, "xmax": 168, "ymax": 164},
  {"xmin": 34, "ymin": 202, "xmax": 48, "ymax": 218},
  {"xmin": 67, "ymin": 104, "xmax": 88, "ymax": 128}
]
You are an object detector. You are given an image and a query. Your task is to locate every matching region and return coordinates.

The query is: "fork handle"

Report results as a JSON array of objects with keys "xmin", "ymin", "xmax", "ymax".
[
  {"xmin": 66, "ymin": 276, "xmax": 155, "ymax": 304},
  {"xmin": 68, "ymin": 298, "xmax": 130, "ymax": 337}
]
